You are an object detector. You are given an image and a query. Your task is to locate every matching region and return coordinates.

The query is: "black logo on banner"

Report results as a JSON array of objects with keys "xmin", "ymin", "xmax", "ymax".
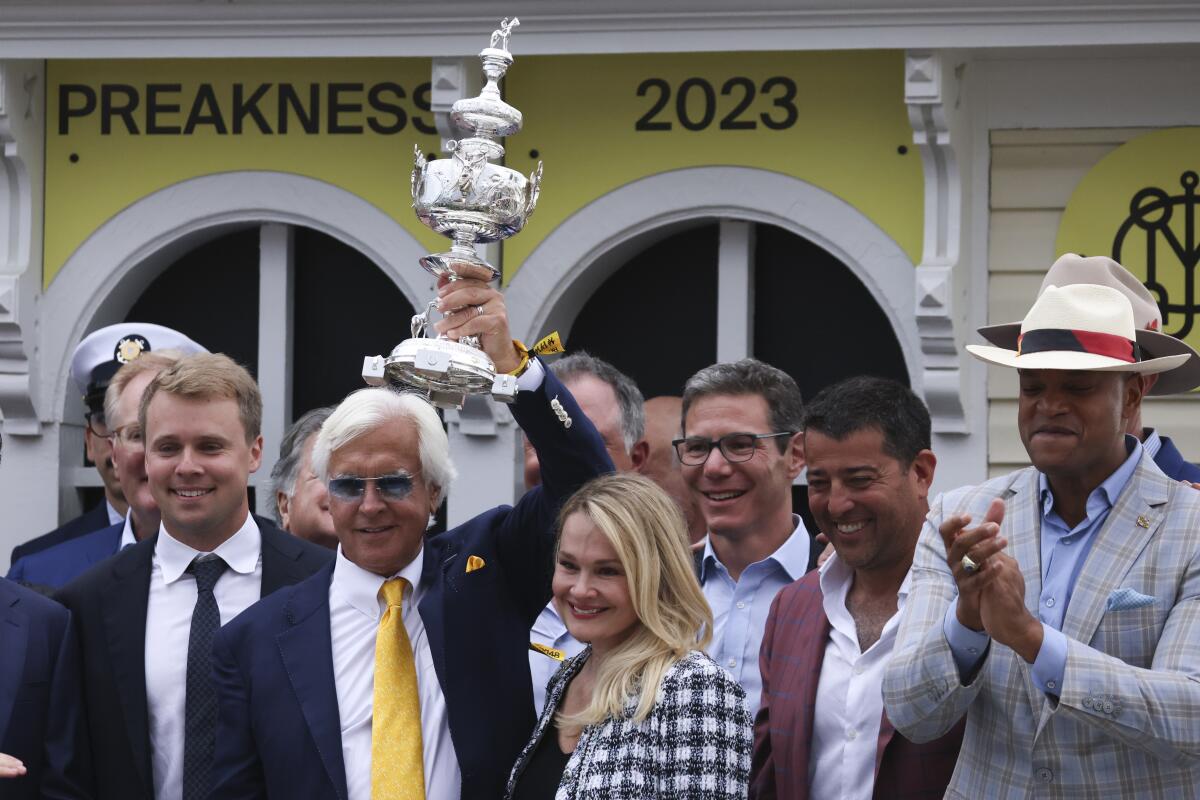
[{"xmin": 1113, "ymin": 171, "xmax": 1200, "ymax": 339}]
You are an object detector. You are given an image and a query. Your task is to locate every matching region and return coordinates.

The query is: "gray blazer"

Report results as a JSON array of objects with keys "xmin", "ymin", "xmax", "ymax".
[
  {"xmin": 506, "ymin": 648, "xmax": 752, "ymax": 799},
  {"xmin": 883, "ymin": 457, "xmax": 1200, "ymax": 798}
]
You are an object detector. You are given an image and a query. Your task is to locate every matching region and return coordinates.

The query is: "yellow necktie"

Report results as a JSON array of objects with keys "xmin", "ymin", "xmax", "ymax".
[{"xmin": 371, "ymin": 577, "xmax": 426, "ymax": 800}]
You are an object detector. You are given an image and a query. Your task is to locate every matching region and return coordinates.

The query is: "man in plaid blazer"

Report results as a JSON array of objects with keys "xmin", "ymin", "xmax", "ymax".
[{"xmin": 883, "ymin": 277, "xmax": 1200, "ymax": 798}]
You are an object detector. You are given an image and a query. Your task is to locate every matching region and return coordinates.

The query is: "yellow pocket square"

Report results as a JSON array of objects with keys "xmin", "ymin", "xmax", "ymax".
[{"xmin": 465, "ymin": 555, "xmax": 486, "ymax": 573}]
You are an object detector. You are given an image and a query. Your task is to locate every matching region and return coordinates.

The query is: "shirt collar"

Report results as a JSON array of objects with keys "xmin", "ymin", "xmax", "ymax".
[
  {"xmin": 1038, "ymin": 434, "xmax": 1143, "ymax": 522},
  {"xmin": 332, "ymin": 544, "xmax": 425, "ymax": 622},
  {"xmin": 1142, "ymin": 427, "xmax": 1162, "ymax": 460},
  {"xmin": 119, "ymin": 513, "xmax": 137, "ymax": 550},
  {"xmin": 817, "ymin": 550, "xmax": 912, "ymax": 602},
  {"xmin": 155, "ymin": 512, "xmax": 261, "ymax": 584},
  {"xmin": 106, "ymin": 499, "xmax": 124, "ymax": 527},
  {"xmin": 701, "ymin": 514, "xmax": 810, "ymax": 582}
]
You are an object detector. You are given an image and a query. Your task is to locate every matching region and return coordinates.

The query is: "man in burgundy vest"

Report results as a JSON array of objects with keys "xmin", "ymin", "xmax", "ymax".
[{"xmin": 750, "ymin": 377, "xmax": 963, "ymax": 799}]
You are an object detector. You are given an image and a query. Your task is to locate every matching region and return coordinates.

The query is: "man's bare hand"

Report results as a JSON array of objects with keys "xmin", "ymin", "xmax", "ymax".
[
  {"xmin": 814, "ymin": 533, "xmax": 835, "ymax": 568},
  {"xmin": 978, "ymin": 552, "xmax": 1043, "ymax": 663},
  {"xmin": 0, "ymin": 753, "xmax": 26, "ymax": 779},
  {"xmin": 432, "ymin": 265, "xmax": 521, "ymax": 374},
  {"xmin": 939, "ymin": 498, "xmax": 1007, "ymax": 631}
]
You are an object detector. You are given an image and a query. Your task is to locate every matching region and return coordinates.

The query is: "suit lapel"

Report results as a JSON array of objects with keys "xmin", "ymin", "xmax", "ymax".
[
  {"xmin": 275, "ymin": 561, "xmax": 348, "ymax": 800},
  {"xmin": 418, "ymin": 538, "xmax": 451, "ymax": 688},
  {"xmin": 100, "ymin": 537, "xmax": 156, "ymax": 795},
  {"xmin": 258, "ymin": 518, "xmax": 310, "ymax": 597},
  {"xmin": 1002, "ymin": 471, "xmax": 1049, "ymax": 720},
  {"xmin": 1060, "ymin": 458, "xmax": 1167, "ymax": 645},
  {"xmin": 0, "ymin": 586, "xmax": 27, "ymax": 742}
]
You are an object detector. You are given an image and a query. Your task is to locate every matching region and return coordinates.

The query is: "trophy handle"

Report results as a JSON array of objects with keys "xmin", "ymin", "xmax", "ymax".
[
  {"xmin": 411, "ymin": 300, "xmax": 438, "ymax": 339},
  {"xmin": 525, "ymin": 161, "xmax": 544, "ymax": 217}
]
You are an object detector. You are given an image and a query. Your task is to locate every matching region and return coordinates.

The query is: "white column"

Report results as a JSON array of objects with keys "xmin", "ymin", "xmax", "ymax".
[
  {"xmin": 443, "ymin": 398, "xmax": 519, "ymax": 528},
  {"xmin": 716, "ymin": 219, "xmax": 755, "ymax": 363},
  {"xmin": 254, "ymin": 223, "xmax": 294, "ymax": 519}
]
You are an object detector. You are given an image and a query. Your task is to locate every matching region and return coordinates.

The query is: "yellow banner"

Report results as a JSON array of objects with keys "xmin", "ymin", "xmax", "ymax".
[
  {"xmin": 45, "ymin": 53, "xmax": 922, "ymax": 289},
  {"xmin": 502, "ymin": 50, "xmax": 924, "ymax": 277},
  {"xmin": 44, "ymin": 58, "xmax": 444, "ymax": 287},
  {"xmin": 1057, "ymin": 128, "xmax": 1200, "ymax": 354}
]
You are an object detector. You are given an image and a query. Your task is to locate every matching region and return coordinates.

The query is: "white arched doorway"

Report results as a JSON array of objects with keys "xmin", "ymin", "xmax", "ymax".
[
  {"xmin": 506, "ymin": 166, "xmax": 922, "ymax": 390},
  {"xmin": 39, "ymin": 170, "xmax": 429, "ymax": 520}
]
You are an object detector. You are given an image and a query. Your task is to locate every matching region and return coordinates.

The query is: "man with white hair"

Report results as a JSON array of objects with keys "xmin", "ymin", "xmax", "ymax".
[{"xmin": 209, "ymin": 264, "xmax": 613, "ymax": 800}]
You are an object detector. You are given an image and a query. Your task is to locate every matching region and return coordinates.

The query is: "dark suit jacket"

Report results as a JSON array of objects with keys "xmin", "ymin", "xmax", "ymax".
[
  {"xmin": 7, "ymin": 523, "xmax": 124, "ymax": 589},
  {"xmin": 12, "ymin": 503, "xmax": 111, "ymax": 564},
  {"xmin": 749, "ymin": 570, "xmax": 964, "ymax": 800},
  {"xmin": 1153, "ymin": 435, "xmax": 1200, "ymax": 483},
  {"xmin": 0, "ymin": 578, "xmax": 90, "ymax": 800},
  {"xmin": 209, "ymin": 370, "xmax": 613, "ymax": 800},
  {"xmin": 55, "ymin": 517, "xmax": 332, "ymax": 800}
]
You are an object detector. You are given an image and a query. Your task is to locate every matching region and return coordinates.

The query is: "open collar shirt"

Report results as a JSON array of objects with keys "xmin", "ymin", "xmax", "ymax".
[
  {"xmin": 810, "ymin": 552, "xmax": 911, "ymax": 800},
  {"xmin": 699, "ymin": 514, "xmax": 811, "ymax": 717}
]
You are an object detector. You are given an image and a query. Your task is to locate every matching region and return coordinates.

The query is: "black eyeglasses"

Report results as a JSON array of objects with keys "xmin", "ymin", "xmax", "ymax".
[
  {"xmin": 672, "ymin": 432, "xmax": 795, "ymax": 466},
  {"xmin": 84, "ymin": 411, "xmax": 109, "ymax": 438},
  {"xmin": 327, "ymin": 473, "xmax": 417, "ymax": 504}
]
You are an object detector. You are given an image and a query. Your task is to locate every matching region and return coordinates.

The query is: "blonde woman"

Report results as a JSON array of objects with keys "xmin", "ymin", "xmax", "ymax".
[{"xmin": 505, "ymin": 473, "xmax": 752, "ymax": 799}]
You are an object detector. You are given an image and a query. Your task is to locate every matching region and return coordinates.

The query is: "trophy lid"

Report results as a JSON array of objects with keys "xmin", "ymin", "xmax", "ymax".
[{"xmin": 449, "ymin": 17, "xmax": 524, "ymax": 141}]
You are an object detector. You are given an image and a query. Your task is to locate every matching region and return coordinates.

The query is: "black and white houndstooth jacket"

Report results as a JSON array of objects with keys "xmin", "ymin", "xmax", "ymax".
[{"xmin": 504, "ymin": 648, "xmax": 753, "ymax": 799}]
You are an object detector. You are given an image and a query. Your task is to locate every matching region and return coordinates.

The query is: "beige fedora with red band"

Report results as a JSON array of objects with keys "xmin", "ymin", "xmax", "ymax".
[
  {"xmin": 978, "ymin": 254, "xmax": 1200, "ymax": 392},
  {"xmin": 967, "ymin": 283, "xmax": 1191, "ymax": 374}
]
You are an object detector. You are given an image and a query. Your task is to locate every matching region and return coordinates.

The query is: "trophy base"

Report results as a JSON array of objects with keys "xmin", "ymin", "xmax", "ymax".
[{"xmin": 362, "ymin": 337, "xmax": 517, "ymax": 409}]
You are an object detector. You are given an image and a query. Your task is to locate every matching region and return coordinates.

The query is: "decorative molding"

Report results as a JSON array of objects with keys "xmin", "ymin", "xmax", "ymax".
[
  {"xmin": 2, "ymin": 2, "xmax": 1200, "ymax": 57},
  {"xmin": 907, "ymin": 49, "xmax": 968, "ymax": 434},
  {"xmin": 0, "ymin": 61, "xmax": 42, "ymax": 435},
  {"xmin": 506, "ymin": 166, "xmax": 922, "ymax": 391}
]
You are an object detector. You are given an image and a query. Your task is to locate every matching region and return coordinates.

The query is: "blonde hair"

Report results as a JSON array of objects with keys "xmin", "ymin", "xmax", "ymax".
[
  {"xmin": 103, "ymin": 350, "xmax": 186, "ymax": 426},
  {"xmin": 138, "ymin": 353, "xmax": 263, "ymax": 443},
  {"xmin": 555, "ymin": 473, "xmax": 713, "ymax": 729}
]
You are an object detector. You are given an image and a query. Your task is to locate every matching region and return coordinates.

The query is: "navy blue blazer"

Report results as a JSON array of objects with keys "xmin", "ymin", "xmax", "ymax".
[
  {"xmin": 7, "ymin": 522, "xmax": 124, "ymax": 590},
  {"xmin": 209, "ymin": 370, "xmax": 614, "ymax": 800},
  {"xmin": 11, "ymin": 502, "xmax": 112, "ymax": 565},
  {"xmin": 56, "ymin": 517, "xmax": 332, "ymax": 800},
  {"xmin": 1154, "ymin": 435, "xmax": 1200, "ymax": 483},
  {"xmin": 0, "ymin": 578, "xmax": 90, "ymax": 799}
]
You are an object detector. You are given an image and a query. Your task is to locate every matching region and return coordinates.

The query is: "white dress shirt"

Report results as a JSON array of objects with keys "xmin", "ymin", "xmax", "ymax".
[
  {"xmin": 330, "ymin": 546, "xmax": 460, "ymax": 800},
  {"xmin": 118, "ymin": 513, "xmax": 137, "ymax": 550},
  {"xmin": 145, "ymin": 513, "xmax": 263, "ymax": 800},
  {"xmin": 528, "ymin": 601, "xmax": 586, "ymax": 717},
  {"xmin": 700, "ymin": 515, "xmax": 811, "ymax": 717},
  {"xmin": 809, "ymin": 552, "xmax": 911, "ymax": 800},
  {"xmin": 106, "ymin": 499, "xmax": 124, "ymax": 527}
]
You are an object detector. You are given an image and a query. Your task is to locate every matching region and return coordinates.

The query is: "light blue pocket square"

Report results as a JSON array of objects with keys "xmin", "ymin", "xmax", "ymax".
[{"xmin": 1106, "ymin": 587, "xmax": 1157, "ymax": 611}]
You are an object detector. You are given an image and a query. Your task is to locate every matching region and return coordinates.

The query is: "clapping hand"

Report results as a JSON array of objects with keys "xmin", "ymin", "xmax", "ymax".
[{"xmin": 0, "ymin": 753, "xmax": 25, "ymax": 779}]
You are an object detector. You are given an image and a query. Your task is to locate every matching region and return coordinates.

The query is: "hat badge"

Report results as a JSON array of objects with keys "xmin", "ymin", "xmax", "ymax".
[{"xmin": 115, "ymin": 335, "xmax": 151, "ymax": 364}]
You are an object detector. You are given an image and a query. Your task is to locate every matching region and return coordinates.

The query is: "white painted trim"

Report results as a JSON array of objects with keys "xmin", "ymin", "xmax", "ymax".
[
  {"xmin": 4, "ymin": 3, "xmax": 1200, "ymax": 57},
  {"xmin": 505, "ymin": 166, "xmax": 922, "ymax": 391},
  {"xmin": 716, "ymin": 219, "xmax": 754, "ymax": 363},
  {"xmin": 40, "ymin": 171, "xmax": 431, "ymax": 427},
  {"xmin": 255, "ymin": 222, "xmax": 293, "ymax": 515}
]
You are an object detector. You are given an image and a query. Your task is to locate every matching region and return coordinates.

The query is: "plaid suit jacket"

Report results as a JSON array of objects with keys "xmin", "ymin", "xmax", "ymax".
[
  {"xmin": 882, "ymin": 457, "xmax": 1200, "ymax": 799},
  {"xmin": 750, "ymin": 571, "xmax": 963, "ymax": 799}
]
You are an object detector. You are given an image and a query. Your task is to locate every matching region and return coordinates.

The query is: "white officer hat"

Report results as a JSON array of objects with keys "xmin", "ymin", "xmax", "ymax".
[{"xmin": 69, "ymin": 322, "xmax": 208, "ymax": 413}]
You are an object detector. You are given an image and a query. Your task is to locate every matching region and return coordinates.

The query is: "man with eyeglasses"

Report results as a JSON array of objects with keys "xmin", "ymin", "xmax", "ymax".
[
  {"xmin": 207, "ymin": 262, "xmax": 613, "ymax": 800},
  {"xmin": 678, "ymin": 358, "xmax": 818, "ymax": 717},
  {"xmin": 9, "ymin": 323, "xmax": 205, "ymax": 566},
  {"xmin": 57, "ymin": 353, "xmax": 331, "ymax": 800},
  {"xmin": 8, "ymin": 349, "xmax": 197, "ymax": 588}
]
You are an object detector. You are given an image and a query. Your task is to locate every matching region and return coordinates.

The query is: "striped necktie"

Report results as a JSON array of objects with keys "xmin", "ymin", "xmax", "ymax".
[{"xmin": 371, "ymin": 577, "xmax": 426, "ymax": 800}]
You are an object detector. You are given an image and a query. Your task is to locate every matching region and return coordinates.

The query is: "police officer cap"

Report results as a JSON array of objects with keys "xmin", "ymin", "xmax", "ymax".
[{"xmin": 70, "ymin": 322, "xmax": 207, "ymax": 413}]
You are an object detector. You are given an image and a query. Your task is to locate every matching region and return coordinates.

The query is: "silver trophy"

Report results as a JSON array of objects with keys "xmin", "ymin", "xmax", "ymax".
[{"xmin": 363, "ymin": 17, "xmax": 543, "ymax": 409}]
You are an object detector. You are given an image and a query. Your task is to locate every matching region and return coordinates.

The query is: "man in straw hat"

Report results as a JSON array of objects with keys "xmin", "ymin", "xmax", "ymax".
[
  {"xmin": 883, "ymin": 278, "xmax": 1200, "ymax": 796},
  {"xmin": 978, "ymin": 253, "xmax": 1200, "ymax": 482}
]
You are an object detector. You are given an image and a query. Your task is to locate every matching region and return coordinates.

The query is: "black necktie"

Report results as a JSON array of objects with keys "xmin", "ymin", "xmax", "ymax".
[{"xmin": 182, "ymin": 555, "xmax": 228, "ymax": 800}]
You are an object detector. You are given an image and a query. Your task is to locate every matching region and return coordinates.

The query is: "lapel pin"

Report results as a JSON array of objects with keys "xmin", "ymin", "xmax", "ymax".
[{"xmin": 1136, "ymin": 515, "xmax": 1150, "ymax": 529}]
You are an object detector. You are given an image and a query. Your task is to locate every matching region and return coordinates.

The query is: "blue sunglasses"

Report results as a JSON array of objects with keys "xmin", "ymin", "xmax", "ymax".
[{"xmin": 327, "ymin": 473, "xmax": 417, "ymax": 503}]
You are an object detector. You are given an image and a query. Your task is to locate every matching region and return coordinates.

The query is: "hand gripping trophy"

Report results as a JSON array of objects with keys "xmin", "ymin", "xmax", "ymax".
[{"xmin": 363, "ymin": 17, "xmax": 544, "ymax": 408}]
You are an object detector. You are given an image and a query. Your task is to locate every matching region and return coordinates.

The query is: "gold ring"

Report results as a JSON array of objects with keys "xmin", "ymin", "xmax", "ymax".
[{"xmin": 961, "ymin": 554, "xmax": 979, "ymax": 574}]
